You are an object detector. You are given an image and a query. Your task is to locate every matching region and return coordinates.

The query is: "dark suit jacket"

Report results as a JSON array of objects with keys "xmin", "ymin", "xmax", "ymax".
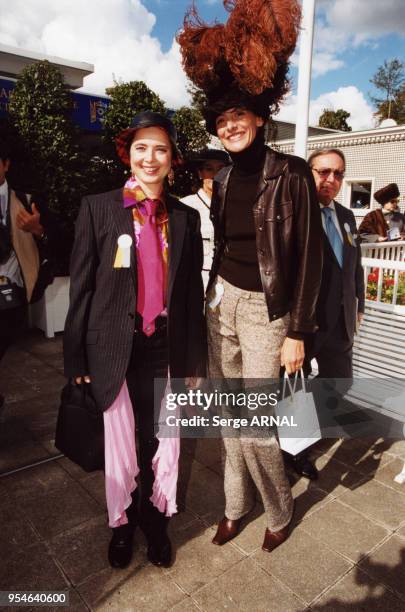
[
  {"xmin": 310, "ymin": 201, "xmax": 365, "ymax": 354},
  {"xmin": 63, "ymin": 188, "xmax": 206, "ymax": 411}
]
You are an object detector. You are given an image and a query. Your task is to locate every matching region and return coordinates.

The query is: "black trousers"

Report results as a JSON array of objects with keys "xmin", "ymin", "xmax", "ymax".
[
  {"xmin": 305, "ymin": 309, "xmax": 353, "ymax": 379},
  {"xmin": 125, "ymin": 321, "xmax": 169, "ymax": 541},
  {"xmin": 0, "ymin": 304, "xmax": 27, "ymax": 364}
]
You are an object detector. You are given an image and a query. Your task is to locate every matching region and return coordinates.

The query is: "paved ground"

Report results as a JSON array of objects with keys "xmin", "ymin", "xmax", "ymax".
[{"xmin": 1, "ymin": 331, "xmax": 405, "ymax": 611}]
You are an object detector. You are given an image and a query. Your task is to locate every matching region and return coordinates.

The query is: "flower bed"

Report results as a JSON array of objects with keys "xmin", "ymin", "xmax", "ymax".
[{"xmin": 366, "ymin": 269, "xmax": 405, "ymax": 305}]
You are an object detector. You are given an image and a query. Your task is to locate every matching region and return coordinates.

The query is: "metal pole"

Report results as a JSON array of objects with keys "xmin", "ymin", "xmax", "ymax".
[{"xmin": 294, "ymin": 0, "xmax": 316, "ymax": 159}]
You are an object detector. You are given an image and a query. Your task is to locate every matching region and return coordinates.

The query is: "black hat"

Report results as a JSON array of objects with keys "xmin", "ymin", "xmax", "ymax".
[
  {"xmin": 115, "ymin": 111, "xmax": 182, "ymax": 166},
  {"xmin": 187, "ymin": 148, "xmax": 231, "ymax": 167},
  {"xmin": 374, "ymin": 183, "xmax": 400, "ymax": 206}
]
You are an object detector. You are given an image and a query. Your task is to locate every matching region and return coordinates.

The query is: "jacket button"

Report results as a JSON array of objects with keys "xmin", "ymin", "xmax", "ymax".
[
  {"xmin": 265, "ymin": 270, "xmax": 271, "ymax": 276},
  {"xmin": 276, "ymin": 215, "xmax": 281, "ymax": 221},
  {"xmin": 259, "ymin": 226, "xmax": 263, "ymax": 231},
  {"xmin": 259, "ymin": 249, "xmax": 265, "ymax": 256},
  {"xmin": 272, "ymin": 315, "xmax": 277, "ymax": 320}
]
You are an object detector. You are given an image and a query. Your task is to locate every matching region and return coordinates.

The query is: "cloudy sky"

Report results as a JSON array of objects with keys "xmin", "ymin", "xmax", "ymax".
[{"xmin": 1, "ymin": 0, "xmax": 404, "ymax": 130}]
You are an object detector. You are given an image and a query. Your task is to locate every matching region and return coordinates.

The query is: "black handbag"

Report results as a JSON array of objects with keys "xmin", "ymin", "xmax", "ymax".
[{"xmin": 55, "ymin": 381, "xmax": 104, "ymax": 472}]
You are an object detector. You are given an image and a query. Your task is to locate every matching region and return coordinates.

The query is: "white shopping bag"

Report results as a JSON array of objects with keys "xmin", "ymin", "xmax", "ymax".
[{"xmin": 275, "ymin": 370, "xmax": 321, "ymax": 456}]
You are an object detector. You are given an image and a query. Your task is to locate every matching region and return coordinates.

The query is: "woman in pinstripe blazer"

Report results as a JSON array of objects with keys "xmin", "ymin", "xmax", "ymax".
[{"xmin": 63, "ymin": 112, "xmax": 206, "ymax": 570}]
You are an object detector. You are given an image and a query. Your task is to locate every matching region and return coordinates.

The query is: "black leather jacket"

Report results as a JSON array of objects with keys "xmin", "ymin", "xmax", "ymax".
[{"xmin": 208, "ymin": 147, "xmax": 323, "ymax": 338}]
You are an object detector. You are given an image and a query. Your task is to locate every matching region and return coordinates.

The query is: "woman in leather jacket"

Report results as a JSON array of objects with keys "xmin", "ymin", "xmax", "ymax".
[{"xmin": 178, "ymin": 0, "xmax": 323, "ymax": 552}]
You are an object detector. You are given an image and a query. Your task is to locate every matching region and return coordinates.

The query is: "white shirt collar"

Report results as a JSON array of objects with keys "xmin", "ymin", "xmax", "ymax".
[{"xmin": 320, "ymin": 200, "xmax": 336, "ymax": 212}]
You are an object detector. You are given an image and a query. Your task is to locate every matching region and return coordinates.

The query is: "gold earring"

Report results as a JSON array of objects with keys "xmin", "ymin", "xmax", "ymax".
[{"xmin": 168, "ymin": 168, "xmax": 175, "ymax": 186}]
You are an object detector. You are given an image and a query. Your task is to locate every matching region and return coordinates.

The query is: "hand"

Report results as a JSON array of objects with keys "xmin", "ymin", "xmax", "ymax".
[
  {"xmin": 75, "ymin": 376, "xmax": 91, "ymax": 384},
  {"xmin": 377, "ymin": 236, "xmax": 388, "ymax": 242},
  {"xmin": 185, "ymin": 376, "xmax": 203, "ymax": 390},
  {"xmin": 16, "ymin": 203, "xmax": 44, "ymax": 237},
  {"xmin": 280, "ymin": 338, "xmax": 305, "ymax": 375},
  {"xmin": 357, "ymin": 312, "xmax": 364, "ymax": 326}
]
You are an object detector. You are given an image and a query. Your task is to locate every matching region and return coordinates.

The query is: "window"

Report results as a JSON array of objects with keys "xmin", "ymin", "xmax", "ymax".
[{"xmin": 343, "ymin": 178, "xmax": 374, "ymax": 211}]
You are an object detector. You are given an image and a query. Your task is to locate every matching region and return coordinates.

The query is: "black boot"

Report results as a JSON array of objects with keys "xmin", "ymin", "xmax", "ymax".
[
  {"xmin": 108, "ymin": 498, "xmax": 137, "ymax": 569},
  {"xmin": 108, "ymin": 523, "xmax": 135, "ymax": 569},
  {"xmin": 147, "ymin": 535, "xmax": 172, "ymax": 568},
  {"xmin": 141, "ymin": 508, "xmax": 172, "ymax": 568}
]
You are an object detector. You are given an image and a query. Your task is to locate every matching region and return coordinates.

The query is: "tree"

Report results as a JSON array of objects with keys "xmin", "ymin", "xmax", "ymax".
[
  {"xmin": 318, "ymin": 108, "xmax": 352, "ymax": 132},
  {"xmin": 171, "ymin": 106, "xmax": 209, "ymax": 156},
  {"xmin": 8, "ymin": 60, "xmax": 87, "ymax": 222},
  {"xmin": 8, "ymin": 61, "xmax": 92, "ymax": 272},
  {"xmin": 187, "ymin": 83, "xmax": 207, "ymax": 115},
  {"xmin": 171, "ymin": 106, "xmax": 210, "ymax": 197},
  {"xmin": 370, "ymin": 58, "xmax": 405, "ymax": 120},
  {"xmin": 103, "ymin": 80, "xmax": 166, "ymax": 147}
]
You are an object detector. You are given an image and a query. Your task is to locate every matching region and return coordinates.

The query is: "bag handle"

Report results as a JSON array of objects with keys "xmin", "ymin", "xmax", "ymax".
[
  {"xmin": 282, "ymin": 369, "xmax": 306, "ymax": 401},
  {"xmin": 68, "ymin": 378, "xmax": 90, "ymax": 406}
]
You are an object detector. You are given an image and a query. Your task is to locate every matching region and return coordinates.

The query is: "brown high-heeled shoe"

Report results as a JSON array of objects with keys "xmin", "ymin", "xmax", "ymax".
[
  {"xmin": 212, "ymin": 517, "xmax": 242, "ymax": 545},
  {"xmin": 261, "ymin": 523, "xmax": 290, "ymax": 553}
]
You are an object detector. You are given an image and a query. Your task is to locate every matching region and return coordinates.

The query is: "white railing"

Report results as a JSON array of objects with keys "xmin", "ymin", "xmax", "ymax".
[
  {"xmin": 361, "ymin": 240, "xmax": 405, "ymax": 262},
  {"xmin": 353, "ymin": 252, "xmax": 405, "ymax": 379}
]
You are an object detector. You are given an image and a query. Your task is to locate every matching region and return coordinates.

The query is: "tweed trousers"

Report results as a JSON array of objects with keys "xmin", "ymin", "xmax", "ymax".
[{"xmin": 206, "ymin": 276, "xmax": 294, "ymax": 532}]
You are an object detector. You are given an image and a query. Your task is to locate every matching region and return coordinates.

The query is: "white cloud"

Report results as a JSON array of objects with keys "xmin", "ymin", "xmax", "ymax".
[
  {"xmin": 277, "ymin": 86, "xmax": 375, "ymax": 131},
  {"xmin": 328, "ymin": 0, "xmax": 405, "ymax": 39},
  {"xmin": 0, "ymin": 0, "xmax": 190, "ymax": 108},
  {"xmin": 307, "ymin": 0, "xmax": 405, "ymax": 78},
  {"xmin": 311, "ymin": 52, "xmax": 345, "ymax": 77}
]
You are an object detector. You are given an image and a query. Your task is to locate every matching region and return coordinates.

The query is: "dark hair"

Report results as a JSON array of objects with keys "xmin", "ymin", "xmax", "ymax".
[
  {"xmin": 0, "ymin": 141, "xmax": 11, "ymax": 163},
  {"xmin": 308, "ymin": 148, "xmax": 346, "ymax": 171}
]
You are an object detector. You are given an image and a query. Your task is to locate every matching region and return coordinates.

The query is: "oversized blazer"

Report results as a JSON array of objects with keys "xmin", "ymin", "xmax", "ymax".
[
  {"xmin": 311, "ymin": 200, "xmax": 365, "ymax": 354},
  {"xmin": 63, "ymin": 188, "xmax": 206, "ymax": 411}
]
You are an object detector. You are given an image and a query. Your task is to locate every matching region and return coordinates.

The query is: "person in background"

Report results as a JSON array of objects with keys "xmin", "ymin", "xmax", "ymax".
[
  {"xmin": 297, "ymin": 148, "xmax": 365, "ymax": 478},
  {"xmin": 63, "ymin": 111, "xmax": 206, "ymax": 570},
  {"xmin": 0, "ymin": 142, "xmax": 55, "ymax": 416},
  {"xmin": 359, "ymin": 183, "xmax": 405, "ymax": 242},
  {"xmin": 181, "ymin": 149, "xmax": 230, "ymax": 288},
  {"xmin": 178, "ymin": 0, "xmax": 323, "ymax": 552}
]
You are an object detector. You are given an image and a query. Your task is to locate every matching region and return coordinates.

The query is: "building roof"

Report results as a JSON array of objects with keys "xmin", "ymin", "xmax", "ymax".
[
  {"xmin": 274, "ymin": 123, "xmax": 405, "ymax": 152},
  {"xmin": 270, "ymin": 120, "xmax": 340, "ymax": 141},
  {"xmin": 0, "ymin": 43, "xmax": 93, "ymax": 90}
]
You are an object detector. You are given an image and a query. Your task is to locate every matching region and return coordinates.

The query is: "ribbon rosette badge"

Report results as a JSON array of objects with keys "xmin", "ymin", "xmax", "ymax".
[
  {"xmin": 114, "ymin": 234, "xmax": 132, "ymax": 268},
  {"xmin": 344, "ymin": 223, "xmax": 355, "ymax": 247}
]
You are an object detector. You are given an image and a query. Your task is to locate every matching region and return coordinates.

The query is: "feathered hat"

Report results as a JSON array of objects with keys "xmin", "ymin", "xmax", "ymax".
[{"xmin": 177, "ymin": 0, "xmax": 301, "ymax": 134}]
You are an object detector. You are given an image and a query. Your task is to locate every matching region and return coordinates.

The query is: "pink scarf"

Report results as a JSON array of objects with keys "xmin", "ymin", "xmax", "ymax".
[{"xmin": 104, "ymin": 380, "xmax": 180, "ymax": 528}]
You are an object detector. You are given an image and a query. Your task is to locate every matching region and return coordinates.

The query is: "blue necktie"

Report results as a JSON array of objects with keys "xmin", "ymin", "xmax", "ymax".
[{"xmin": 322, "ymin": 207, "xmax": 343, "ymax": 267}]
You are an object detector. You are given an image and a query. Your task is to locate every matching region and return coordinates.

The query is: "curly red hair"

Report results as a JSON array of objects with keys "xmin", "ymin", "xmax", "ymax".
[{"xmin": 177, "ymin": 0, "xmax": 301, "ymax": 97}]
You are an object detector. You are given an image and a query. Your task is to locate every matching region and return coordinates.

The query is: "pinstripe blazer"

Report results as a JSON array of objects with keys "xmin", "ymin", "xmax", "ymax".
[{"xmin": 63, "ymin": 188, "xmax": 206, "ymax": 411}]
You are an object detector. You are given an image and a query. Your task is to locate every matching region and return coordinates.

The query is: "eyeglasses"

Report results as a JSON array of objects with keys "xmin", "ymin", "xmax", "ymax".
[{"xmin": 312, "ymin": 168, "xmax": 345, "ymax": 181}]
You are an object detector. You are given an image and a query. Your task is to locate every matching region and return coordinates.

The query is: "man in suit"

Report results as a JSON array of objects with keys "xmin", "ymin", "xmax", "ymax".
[
  {"xmin": 63, "ymin": 112, "xmax": 206, "ymax": 570},
  {"xmin": 307, "ymin": 147, "xmax": 365, "ymax": 378},
  {"xmin": 0, "ymin": 142, "xmax": 53, "ymax": 415},
  {"xmin": 294, "ymin": 148, "xmax": 365, "ymax": 480}
]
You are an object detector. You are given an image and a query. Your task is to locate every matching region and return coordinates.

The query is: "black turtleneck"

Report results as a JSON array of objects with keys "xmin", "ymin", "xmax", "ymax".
[{"xmin": 218, "ymin": 130, "xmax": 266, "ymax": 291}]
